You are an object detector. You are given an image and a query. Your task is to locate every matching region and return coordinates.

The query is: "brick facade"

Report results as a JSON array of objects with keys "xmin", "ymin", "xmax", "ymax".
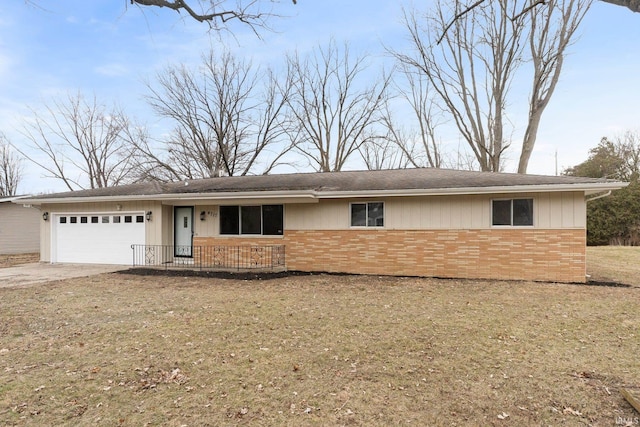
[{"xmin": 195, "ymin": 228, "xmax": 586, "ymax": 283}]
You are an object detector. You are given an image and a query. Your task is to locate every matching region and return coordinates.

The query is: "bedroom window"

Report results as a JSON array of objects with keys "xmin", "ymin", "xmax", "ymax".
[
  {"xmin": 219, "ymin": 205, "xmax": 283, "ymax": 236},
  {"xmin": 350, "ymin": 202, "xmax": 384, "ymax": 227},
  {"xmin": 492, "ymin": 199, "xmax": 533, "ymax": 226}
]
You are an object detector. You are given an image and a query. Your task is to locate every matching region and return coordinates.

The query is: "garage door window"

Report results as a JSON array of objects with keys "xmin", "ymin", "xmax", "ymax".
[
  {"xmin": 124, "ymin": 216, "xmax": 132, "ymax": 223},
  {"xmin": 60, "ymin": 217, "xmax": 67, "ymax": 224},
  {"xmin": 113, "ymin": 216, "xmax": 121, "ymax": 223},
  {"xmin": 136, "ymin": 215, "xmax": 144, "ymax": 223},
  {"xmin": 70, "ymin": 217, "xmax": 77, "ymax": 224},
  {"xmin": 91, "ymin": 216, "xmax": 99, "ymax": 223}
]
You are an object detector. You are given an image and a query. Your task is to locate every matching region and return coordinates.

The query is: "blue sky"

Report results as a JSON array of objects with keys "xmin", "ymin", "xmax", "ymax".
[{"xmin": 1, "ymin": 1, "xmax": 639, "ymax": 194}]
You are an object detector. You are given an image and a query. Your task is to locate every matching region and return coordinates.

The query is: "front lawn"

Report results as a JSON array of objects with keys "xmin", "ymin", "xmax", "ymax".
[{"xmin": 0, "ymin": 248, "xmax": 638, "ymax": 425}]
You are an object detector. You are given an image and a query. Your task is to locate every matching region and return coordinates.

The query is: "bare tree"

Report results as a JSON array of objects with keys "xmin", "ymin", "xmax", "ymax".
[
  {"xmin": 285, "ymin": 41, "xmax": 391, "ymax": 172},
  {"xmin": 0, "ymin": 134, "xmax": 23, "ymax": 196},
  {"xmin": 380, "ymin": 67, "xmax": 444, "ymax": 170},
  {"xmin": 134, "ymin": 50, "xmax": 293, "ymax": 181},
  {"xmin": 129, "ymin": 0, "xmax": 636, "ymax": 31},
  {"xmin": 438, "ymin": 0, "xmax": 636, "ymax": 41},
  {"xmin": 396, "ymin": 1, "xmax": 526, "ymax": 172},
  {"xmin": 129, "ymin": 0, "xmax": 296, "ymax": 34},
  {"xmin": 359, "ymin": 132, "xmax": 413, "ymax": 171},
  {"xmin": 396, "ymin": 0, "xmax": 590, "ymax": 173},
  {"xmin": 518, "ymin": 0, "xmax": 591, "ymax": 173},
  {"xmin": 19, "ymin": 92, "xmax": 135, "ymax": 191}
]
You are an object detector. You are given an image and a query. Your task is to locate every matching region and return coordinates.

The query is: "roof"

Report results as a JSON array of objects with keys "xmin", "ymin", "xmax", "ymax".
[
  {"xmin": 22, "ymin": 168, "xmax": 627, "ymax": 204},
  {"xmin": 1, "ymin": 195, "xmax": 31, "ymax": 204}
]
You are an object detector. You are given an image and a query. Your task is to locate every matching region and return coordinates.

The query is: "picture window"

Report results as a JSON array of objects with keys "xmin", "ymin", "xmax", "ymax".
[{"xmin": 220, "ymin": 205, "xmax": 283, "ymax": 236}]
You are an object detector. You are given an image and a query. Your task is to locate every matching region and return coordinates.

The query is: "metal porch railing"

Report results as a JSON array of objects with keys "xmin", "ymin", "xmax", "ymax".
[{"xmin": 131, "ymin": 244, "xmax": 286, "ymax": 271}]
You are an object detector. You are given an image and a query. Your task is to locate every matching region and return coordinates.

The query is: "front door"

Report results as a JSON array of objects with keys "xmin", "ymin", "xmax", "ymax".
[{"xmin": 174, "ymin": 207, "xmax": 194, "ymax": 257}]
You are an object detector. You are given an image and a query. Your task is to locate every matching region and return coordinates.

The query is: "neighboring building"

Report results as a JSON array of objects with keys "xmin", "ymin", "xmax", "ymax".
[
  {"xmin": 1, "ymin": 196, "xmax": 41, "ymax": 255},
  {"xmin": 22, "ymin": 168, "xmax": 627, "ymax": 283}
]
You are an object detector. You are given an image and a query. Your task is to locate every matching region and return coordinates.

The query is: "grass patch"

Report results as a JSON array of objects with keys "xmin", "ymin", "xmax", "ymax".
[
  {"xmin": 587, "ymin": 246, "xmax": 640, "ymax": 286},
  {"xmin": 0, "ymin": 268, "xmax": 638, "ymax": 426},
  {"xmin": 0, "ymin": 253, "xmax": 39, "ymax": 269}
]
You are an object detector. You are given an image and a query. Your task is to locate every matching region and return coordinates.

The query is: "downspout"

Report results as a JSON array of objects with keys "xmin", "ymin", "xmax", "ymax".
[{"xmin": 586, "ymin": 190, "xmax": 612, "ymax": 202}]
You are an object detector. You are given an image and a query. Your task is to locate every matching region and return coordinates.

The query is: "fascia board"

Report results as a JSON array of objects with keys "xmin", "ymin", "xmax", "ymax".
[
  {"xmin": 314, "ymin": 182, "xmax": 629, "ymax": 198},
  {"xmin": 22, "ymin": 181, "xmax": 628, "ymax": 205},
  {"xmin": 24, "ymin": 191, "xmax": 320, "ymax": 205}
]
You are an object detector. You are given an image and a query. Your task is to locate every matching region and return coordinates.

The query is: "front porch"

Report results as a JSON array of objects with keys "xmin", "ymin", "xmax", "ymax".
[{"xmin": 131, "ymin": 244, "xmax": 286, "ymax": 272}]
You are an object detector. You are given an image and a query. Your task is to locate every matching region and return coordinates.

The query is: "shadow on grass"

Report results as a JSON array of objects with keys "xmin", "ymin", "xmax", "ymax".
[
  {"xmin": 584, "ymin": 280, "xmax": 633, "ymax": 288},
  {"xmin": 120, "ymin": 268, "xmax": 634, "ymax": 288},
  {"xmin": 120, "ymin": 268, "xmax": 321, "ymax": 281}
]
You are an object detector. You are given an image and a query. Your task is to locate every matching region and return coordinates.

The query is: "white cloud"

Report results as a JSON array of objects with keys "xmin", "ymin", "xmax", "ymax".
[{"xmin": 94, "ymin": 63, "xmax": 130, "ymax": 77}]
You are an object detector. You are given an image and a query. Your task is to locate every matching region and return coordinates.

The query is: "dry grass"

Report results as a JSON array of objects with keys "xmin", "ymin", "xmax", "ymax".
[
  {"xmin": 0, "ymin": 249, "xmax": 639, "ymax": 426},
  {"xmin": 0, "ymin": 253, "xmax": 39, "ymax": 269},
  {"xmin": 587, "ymin": 246, "xmax": 640, "ymax": 286}
]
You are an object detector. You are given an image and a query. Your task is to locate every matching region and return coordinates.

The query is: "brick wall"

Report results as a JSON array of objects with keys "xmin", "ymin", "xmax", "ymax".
[{"xmin": 195, "ymin": 228, "xmax": 586, "ymax": 283}]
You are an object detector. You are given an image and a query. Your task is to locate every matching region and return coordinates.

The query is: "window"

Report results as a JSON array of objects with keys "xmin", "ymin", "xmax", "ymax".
[
  {"xmin": 60, "ymin": 217, "xmax": 67, "ymax": 224},
  {"xmin": 136, "ymin": 215, "xmax": 144, "ymax": 223},
  {"xmin": 80, "ymin": 216, "xmax": 88, "ymax": 224},
  {"xmin": 70, "ymin": 217, "xmax": 77, "ymax": 224},
  {"xmin": 102, "ymin": 216, "xmax": 110, "ymax": 223},
  {"xmin": 241, "ymin": 206, "xmax": 261, "ymax": 234},
  {"xmin": 262, "ymin": 205, "xmax": 284, "ymax": 235},
  {"xmin": 91, "ymin": 216, "xmax": 99, "ymax": 224},
  {"xmin": 112, "ymin": 216, "xmax": 121, "ymax": 223},
  {"xmin": 220, "ymin": 206, "xmax": 239, "ymax": 234},
  {"xmin": 350, "ymin": 202, "xmax": 384, "ymax": 227},
  {"xmin": 124, "ymin": 216, "xmax": 132, "ymax": 223},
  {"xmin": 219, "ymin": 205, "xmax": 284, "ymax": 236},
  {"xmin": 492, "ymin": 199, "xmax": 533, "ymax": 226}
]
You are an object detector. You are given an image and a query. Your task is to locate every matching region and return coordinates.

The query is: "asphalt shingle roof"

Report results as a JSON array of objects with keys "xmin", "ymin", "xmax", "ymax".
[{"xmin": 25, "ymin": 168, "xmax": 622, "ymax": 201}]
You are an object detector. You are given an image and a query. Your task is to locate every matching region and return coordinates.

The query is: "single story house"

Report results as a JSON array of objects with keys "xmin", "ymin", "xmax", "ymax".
[
  {"xmin": 1, "ymin": 196, "xmax": 41, "ymax": 255},
  {"xmin": 21, "ymin": 168, "xmax": 626, "ymax": 283}
]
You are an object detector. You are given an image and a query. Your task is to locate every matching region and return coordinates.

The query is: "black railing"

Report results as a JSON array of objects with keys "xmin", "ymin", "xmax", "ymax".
[{"xmin": 131, "ymin": 244, "xmax": 286, "ymax": 271}]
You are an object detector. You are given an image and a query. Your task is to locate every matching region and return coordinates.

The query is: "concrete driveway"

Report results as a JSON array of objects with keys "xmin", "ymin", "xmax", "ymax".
[{"xmin": 0, "ymin": 263, "xmax": 128, "ymax": 288}]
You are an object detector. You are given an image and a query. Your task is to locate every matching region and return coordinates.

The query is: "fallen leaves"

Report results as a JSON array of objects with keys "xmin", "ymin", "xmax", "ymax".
[
  {"xmin": 137, "ymin": 367, "xmax": 189, "ymax": 390},
  {"xmin": 563, "ymin": 406, "xmax": 583, "ymax": 417}
]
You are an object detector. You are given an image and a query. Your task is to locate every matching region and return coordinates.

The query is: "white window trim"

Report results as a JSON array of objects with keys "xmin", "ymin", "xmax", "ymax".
[
  {"xmin": 491, "ymin": 198, "xmax": 534, "ymax": 228},
  {"xmin": 349, "ymin": 201, "xmax": 385, "ymax": 228}
]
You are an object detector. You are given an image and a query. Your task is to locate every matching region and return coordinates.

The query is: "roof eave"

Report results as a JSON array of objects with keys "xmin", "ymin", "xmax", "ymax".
[
  {"xmin": 23, "ymin": 181, "xmax": 628, "ymax": 205},
  {"xmin": 314, "ymin": 182, "xmax": 630, "ymax": 198},
  {"xmin": 24, "ymin": 191, "xmax": 320, "ymax": 205}
]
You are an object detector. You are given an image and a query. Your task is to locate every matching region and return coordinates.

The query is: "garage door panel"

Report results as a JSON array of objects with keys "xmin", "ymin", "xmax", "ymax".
[{"xmin": 53, "ymin": 213, "xmax": 145, "ymax": 265}]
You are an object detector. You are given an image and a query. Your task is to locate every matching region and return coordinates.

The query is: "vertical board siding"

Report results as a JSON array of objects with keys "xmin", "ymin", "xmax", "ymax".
[
  {"xmin": 0, "ymin": 203, "xmax": 41, "ymax": 254},
  {"xmin": 287, "ymin": 192, "xmax": 585, "ymax": 230}
]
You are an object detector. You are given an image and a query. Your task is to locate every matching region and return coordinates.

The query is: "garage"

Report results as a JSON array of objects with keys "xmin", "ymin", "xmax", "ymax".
[{"xmin": 52, "ymin": 212, "xmax": 146, "ymax": 265}]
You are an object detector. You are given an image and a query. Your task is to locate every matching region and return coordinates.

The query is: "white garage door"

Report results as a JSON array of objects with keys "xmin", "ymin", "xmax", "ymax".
[{"xmin": 53, "ymin": 213, "xmax": 146, "ymax": 265}]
